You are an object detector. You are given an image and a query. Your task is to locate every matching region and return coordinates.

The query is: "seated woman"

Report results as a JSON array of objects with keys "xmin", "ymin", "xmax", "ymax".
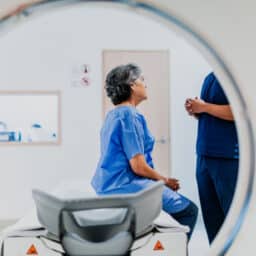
[{"xmin": 91, "ymin": 64, "xmax": 198, "ymax": 240}]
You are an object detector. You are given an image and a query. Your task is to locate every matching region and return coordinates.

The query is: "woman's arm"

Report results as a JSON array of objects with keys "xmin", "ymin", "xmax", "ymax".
[{"xmin": 130, "ymin": 154, "xmax": 180, "ymax": 191}]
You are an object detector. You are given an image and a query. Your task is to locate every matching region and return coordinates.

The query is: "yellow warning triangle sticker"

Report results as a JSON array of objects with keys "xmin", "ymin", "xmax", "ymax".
[
  {"xmin": 153, "ymin": 240, "xmax": 165, "ymax": 250},
  {"xmin": 26, "ymin": 244, "xmax": 38, "ymax": 255}
]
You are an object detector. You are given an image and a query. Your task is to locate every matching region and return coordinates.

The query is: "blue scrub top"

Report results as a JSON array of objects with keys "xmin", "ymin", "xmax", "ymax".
[
  {"xmin": 196, "ymin": 72, "xmax": 239, "ymax": 159},
  {"xmin": 91, "ymin": 106, "xmax": 190, "ymax": 213}
]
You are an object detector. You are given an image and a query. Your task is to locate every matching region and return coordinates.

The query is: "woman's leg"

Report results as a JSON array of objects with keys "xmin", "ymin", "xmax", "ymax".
[
  {"xmin": 171, "ymin": 201, "xmax": 198, "ymax": 240},
  {"xmin": 162, "ymin": 187, "xmax": 198, "ymax": 241}
]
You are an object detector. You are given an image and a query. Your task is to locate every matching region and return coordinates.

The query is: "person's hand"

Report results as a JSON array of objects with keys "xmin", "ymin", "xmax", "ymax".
[
  {"xmin": 185, "ymin": 97, "xmax": 206, "ymax": 115},
  {"xmin": 190, "ymin": 98, "xmax": 206, "ymax": 114},
  {"xmin": 185, "ymin": 98, "xmax": 194, "ymax": 115},
  {"xmin": 163, "ymin": 177, "xmax": 180, "ymax": 191}
]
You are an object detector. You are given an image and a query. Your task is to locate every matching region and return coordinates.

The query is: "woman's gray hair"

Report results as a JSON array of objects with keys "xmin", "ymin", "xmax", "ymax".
[
  {"xmin": 124, "ymin": 63, "xmax": 142, "ymax": 84},
  {"xmin": 105, "ymin": 63, "xmax": 142, "ymax": 105}
]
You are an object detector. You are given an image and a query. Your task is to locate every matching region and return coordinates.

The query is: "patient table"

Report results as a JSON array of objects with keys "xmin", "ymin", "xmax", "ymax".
[{"xmin": 0, "ymin": 181, "xmax": 188, "ymax": 256}]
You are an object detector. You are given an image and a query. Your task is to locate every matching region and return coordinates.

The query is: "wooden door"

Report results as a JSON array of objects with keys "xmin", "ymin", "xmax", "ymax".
[{"xmin": 102, "ymin": 50, "xmax": 170, "ymax": 176}]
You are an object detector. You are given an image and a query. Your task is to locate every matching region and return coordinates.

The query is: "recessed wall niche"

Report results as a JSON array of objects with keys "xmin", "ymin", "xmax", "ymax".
[{"xmin": 0, "ymin": 91, "xmax": 60, "ymax": 145}]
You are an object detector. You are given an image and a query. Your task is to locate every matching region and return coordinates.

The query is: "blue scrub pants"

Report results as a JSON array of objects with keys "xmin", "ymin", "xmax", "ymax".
[
  {"xmin": 162, "ymin": 187, "xmax": 198, "ymax": 241},
  {"xmin": 99, "ymin": 183, "xmax": 198, "ymax": 241},
  {"xmin": 196, "ymin": 155, "xmax": 238, "ymax": 243},
  {"xmin": 170, "ymin": 201, "xmax": 198, "ymax": 241}
]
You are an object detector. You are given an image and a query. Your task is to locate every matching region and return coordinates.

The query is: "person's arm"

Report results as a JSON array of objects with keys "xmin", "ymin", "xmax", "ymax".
[
  {"xmin": 129, "ymin": 154, "xmax": 180, "ymax": 191},
  {"xmin": 203, "ymin": 103, "xmax": 234, "ymax": 121},
  {"xmin": 186, "ymin": 98, "xmax": 234, "ymax": 121},
  {"xmin": 119, "ymin": 113, "xmax": 180, "ymax": 191}
]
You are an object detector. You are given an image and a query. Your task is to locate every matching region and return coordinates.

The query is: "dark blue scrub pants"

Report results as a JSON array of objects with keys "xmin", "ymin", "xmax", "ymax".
[{"xmin": 196, "ymin": 155, "xmax": 238, "ymax": 243}]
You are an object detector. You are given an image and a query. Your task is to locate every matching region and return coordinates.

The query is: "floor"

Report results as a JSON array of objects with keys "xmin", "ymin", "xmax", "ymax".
[{"xmin": 188, "ymin": 215, "xmax": 210, "ymax": 255}]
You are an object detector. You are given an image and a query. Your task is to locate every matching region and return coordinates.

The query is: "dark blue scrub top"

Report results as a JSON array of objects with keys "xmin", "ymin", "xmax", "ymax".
[{"xmin": 196, "ymin": 72, "xmax": 239, "ymax": 159}]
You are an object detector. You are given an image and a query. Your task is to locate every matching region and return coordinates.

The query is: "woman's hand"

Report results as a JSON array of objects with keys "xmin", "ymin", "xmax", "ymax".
[{"xmin": 163, "ymin": 177, "xmax": 180, "ymax": 191}]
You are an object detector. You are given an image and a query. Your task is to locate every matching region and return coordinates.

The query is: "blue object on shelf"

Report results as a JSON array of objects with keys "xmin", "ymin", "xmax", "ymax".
[
  {"xmin": 0, "ymin": 131, "xmax": 22, "ymax": 142},
  {"xmin": 32, "ymin": 123, "xmax": 42, "ymax": 128}
]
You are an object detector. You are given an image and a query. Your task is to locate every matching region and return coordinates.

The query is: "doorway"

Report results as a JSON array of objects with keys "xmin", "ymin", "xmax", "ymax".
[{"xmin": 103, "ymin": 50, "xmax": 170, "ymax": 176}]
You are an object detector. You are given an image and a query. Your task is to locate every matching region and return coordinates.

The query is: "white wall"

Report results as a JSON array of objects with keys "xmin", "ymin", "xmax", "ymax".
[{"xmin": 0, "ymin": 4, "xmax": 211, "ymax": 219}]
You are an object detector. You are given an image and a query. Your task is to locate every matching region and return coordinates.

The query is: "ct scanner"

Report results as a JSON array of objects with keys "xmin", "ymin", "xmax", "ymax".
[{"xmin": 0, "ymin": 1, "xmax": 256, "ymax": 255}]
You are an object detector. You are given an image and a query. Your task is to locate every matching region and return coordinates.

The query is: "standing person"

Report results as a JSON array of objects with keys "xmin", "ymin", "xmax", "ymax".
[
  {"xmin": 185, "ymin": 72, "xmax": 239, "ymax": 243},
  {"xmin": 92, "ymin": 63, "xmax": 198, "ymax": 240}
]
